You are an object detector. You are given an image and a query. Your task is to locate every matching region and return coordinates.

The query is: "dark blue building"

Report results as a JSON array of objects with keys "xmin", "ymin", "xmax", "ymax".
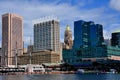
[
  {"xmin": 111, "ymin": 31, "xmax": 120, "ymax": 47},
  {"xmin": 73, "ymin": 20, "xmax": 104, "ymax": 48}
]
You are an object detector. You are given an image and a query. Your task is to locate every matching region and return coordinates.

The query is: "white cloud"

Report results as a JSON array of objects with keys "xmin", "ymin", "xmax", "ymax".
[
  {"xmin": 110, "ymin": 0, "xmax": 120, "ymax": 11},
  {"xmin": 0, "ymin": 0, "xmax": 119, "ymax": 47},
  {"xmin": 103, "ymin": 23, "xmax": 120, "ymax": 39}
]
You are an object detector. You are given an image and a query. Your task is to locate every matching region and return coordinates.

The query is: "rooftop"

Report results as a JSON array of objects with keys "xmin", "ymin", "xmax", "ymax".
[{"xmin": 112, "ymin": 30, "xmax": 120, "ymax": 33}]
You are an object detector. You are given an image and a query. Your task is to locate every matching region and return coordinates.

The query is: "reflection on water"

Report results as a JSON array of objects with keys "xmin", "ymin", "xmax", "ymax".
[{"xmin": 0, "ymin": 73, "xmax": 120, "ymax": 80}]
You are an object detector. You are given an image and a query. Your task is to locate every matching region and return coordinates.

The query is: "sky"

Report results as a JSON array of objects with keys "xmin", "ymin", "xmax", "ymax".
[{"xmin": 0, "ymin": 0, "xmax": 120, "ymax": 48}]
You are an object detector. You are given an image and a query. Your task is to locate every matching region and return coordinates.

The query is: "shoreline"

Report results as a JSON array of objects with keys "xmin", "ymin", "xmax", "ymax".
[
  {"xmin": 0, "ymin": 71, "xmax": 118, "ymax": 75},
  {"xmin": 0, "ymin": 71, "xmax": 76, "ymax": 75}
]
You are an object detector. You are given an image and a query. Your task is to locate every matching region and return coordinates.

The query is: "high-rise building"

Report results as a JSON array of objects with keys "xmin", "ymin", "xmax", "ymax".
[
  {"xmin": 63, "ymin": 25, "xmax": 73, "ymax": 49},
  {"xmin": 63, "ymin": 20, "xmax": 106, "ymax": 66},
  {"xmin": 34, "ymin": 16, "xmax": 60, "ymax": 52},
  {"xmin": 73, "ymin": 20, "xmax": 104, "ymax": 48},
  {"xmin": 111, "ymin": 31, "xmax": 120, "ymax": 47},
  {"xmin": 2, "ymin": 13, "xmax": 23, "ymax": 66}
]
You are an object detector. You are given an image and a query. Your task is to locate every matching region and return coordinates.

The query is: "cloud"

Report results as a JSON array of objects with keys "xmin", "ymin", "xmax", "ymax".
[
  {"xmin": 110, "ymin": 0, "xmax": 120, "ymax": 11},
  {"xmin": 0, "ymin": 0, "xmax": 120, "ymax": 47},
  {"xmin": 103, "ymin": 23, "xmax": 120, "ymax": 39},
  {"xmin": 0, "ymin": 1, "xmax": 103, "ymax": 45}
]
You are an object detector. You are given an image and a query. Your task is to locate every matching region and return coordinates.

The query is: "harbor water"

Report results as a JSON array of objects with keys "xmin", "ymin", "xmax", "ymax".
[{"xmin": 0, "ymin": 73, "xmax": 120, "ymax": 80}]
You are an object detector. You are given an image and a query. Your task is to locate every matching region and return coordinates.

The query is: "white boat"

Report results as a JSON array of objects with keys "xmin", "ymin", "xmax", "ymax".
[
  {"xmin": 77, "ymin": 69, "xmax": 85, "ymax": 73},
  {"xmin": 25, "ymin": 64, "xmax": 45, "ymax": 72},
  {"xmin": 109, "ymin": 69, "xmax": 116, "ymax": 73}
]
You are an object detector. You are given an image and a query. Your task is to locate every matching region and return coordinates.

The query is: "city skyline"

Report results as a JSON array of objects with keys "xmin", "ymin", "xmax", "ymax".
[{"xmin": 0, "ymin": 0, "xmax": 120, "ymax": 47}]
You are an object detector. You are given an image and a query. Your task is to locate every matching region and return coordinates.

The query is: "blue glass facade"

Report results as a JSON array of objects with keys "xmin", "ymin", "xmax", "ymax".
[
  {"xmin": 73, "ymin": 20, "xmax": 104, "ymax": 48},
  {"xmin": 107, "ymin": 46, "xmax": 120, "ymax": 56},
  {"xmin": 111, "ymin": 32, "xmax": 120, "ymax": 47},
  {"xmin": 73, "ymin": 20, "xmax": 83, "ymax": 48},
  {"xmin": 63, "ymin": 46, "xmax": 107, "ymax": 65}
]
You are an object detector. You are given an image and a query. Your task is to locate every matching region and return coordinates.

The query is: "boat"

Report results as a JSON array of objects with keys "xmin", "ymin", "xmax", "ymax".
[
  {"xmin": 25, "ymin": 64, "xmax": 45, "ymax": 73},
  {"xmin": 109, "ymin": 69, "xmax": 116, "ymax": 73},
  {"xmin": 76, "ymin": 69, "xmax": 84, "ymax": 73}
]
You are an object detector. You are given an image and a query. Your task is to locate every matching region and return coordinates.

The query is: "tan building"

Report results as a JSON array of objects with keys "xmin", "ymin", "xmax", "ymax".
[
  {"xmin": 63, "ymin": 25, "xmax": 73, "ymax": 49},
  {"xmin": 17, "ymin": 50, "xmax": 60, "ymax": 65},
  {"xmin": 23, "ymin": 48, "xmax": 27, "ymax": 53},
  {"xmin": 2, "ymin": 13, "xmax": 23, "ymax": 66},
  {"xmin": 108, "ymin": 56, "xmax": 120, "ymax": 61}
]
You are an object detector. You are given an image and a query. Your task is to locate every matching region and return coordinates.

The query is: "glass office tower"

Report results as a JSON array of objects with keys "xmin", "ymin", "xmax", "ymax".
[
  {"xmin": 73, "ymin": 20, "xmax": 104, "ymax": 48},
  {"xmin": 111, "ymin": 31, "xmax": 120, "ymax": 47}
]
